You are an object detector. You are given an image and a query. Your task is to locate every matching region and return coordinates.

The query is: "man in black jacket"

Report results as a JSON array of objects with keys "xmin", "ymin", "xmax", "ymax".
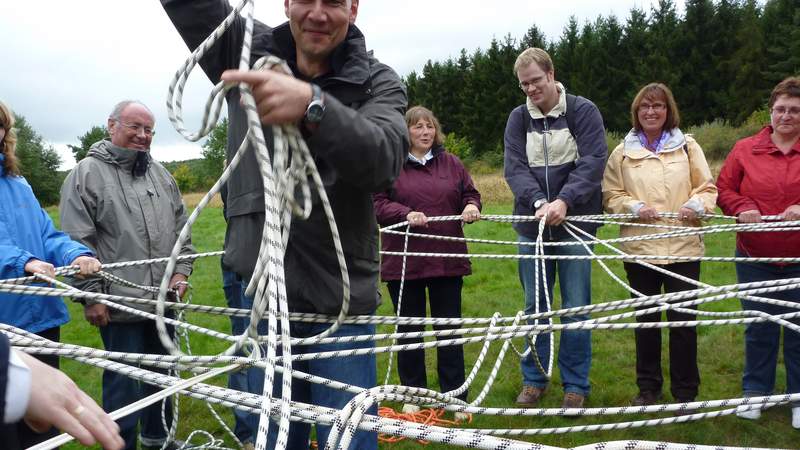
[{"xmin": 162, "ymin": 1, "xmax": 408, "ymax": 448}]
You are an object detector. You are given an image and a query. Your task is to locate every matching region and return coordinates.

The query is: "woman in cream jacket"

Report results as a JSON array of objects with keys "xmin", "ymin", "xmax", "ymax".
[{"xmin": 602, "ymin": 83, "xmax": 717, "ymax": 410}]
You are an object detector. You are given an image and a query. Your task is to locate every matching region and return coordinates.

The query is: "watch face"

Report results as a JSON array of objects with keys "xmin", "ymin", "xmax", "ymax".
[{"xmin": 306, "ymin": 101, "xmax": 325, "ymax": 123}]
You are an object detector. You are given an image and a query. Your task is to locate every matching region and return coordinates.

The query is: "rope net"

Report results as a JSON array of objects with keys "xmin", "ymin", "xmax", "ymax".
[{"xmin": 4, "ymin": 1, "xmax": 800, "ymax": 449}]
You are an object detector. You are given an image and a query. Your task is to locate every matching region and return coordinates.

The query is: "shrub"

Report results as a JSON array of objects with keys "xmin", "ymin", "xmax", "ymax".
[
  {"xmin": 443, "ymin": 132, "xmax": 474, "ymax": 161},
  {"xmin": 686, "ymin": 119, "xmax": 743, "ymax": 162},
  {"xmin": 172, "ymin": 163, "xmax": 199, "ymax": 193},
  {"xmin": 739, "ymin": 108, "xmax": 770, "ymax": 137},
  {"xmin": 605, "ymin": 130, "xmax": 625, "ymax": 153}
]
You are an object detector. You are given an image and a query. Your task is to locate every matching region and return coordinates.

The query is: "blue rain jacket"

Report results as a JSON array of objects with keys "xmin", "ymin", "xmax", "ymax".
[{"xmin": 0, "ymin": 154, "xmax": 92, "ymax": 332}]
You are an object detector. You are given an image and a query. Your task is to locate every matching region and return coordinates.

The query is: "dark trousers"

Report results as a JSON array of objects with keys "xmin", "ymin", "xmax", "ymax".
[
  {"xmin": 736, "ymin": 255, "xmax": 800, "ymax": 402},
  {"xmin": 16, "ymin": 326, "xmax": 61, "ymax": 449},
  {"xmin": 624, "ymin": 262, "xmax": 701, "ymax": 400},
  {"xmin": 386, "ymin": 277, "xmax": 467, "ymax": 401},
  {"xmin": 100, "ymin": 321, "xmax": 175, "ymax": 450}
]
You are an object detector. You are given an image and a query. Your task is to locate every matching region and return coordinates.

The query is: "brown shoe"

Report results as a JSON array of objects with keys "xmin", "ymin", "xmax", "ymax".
[
  {"xmin": 673, "ymin": 397, "xmax": 697, "ymax": 417},
  {"xmin": 561, "ymin": 392, "xmax": 586, "ymax": 413},
  {"xmin": 516, "ymin": 385, "xmax": 546, "ymax": 406},
  {"xmin": 631, "ymin": 391, "xmax": 662, "ymax": 407}
]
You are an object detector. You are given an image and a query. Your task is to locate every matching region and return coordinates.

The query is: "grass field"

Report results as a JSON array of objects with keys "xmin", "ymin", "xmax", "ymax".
[{"xmin": 46, "ymin": 181, "xmax": 799, "ymax": 449}]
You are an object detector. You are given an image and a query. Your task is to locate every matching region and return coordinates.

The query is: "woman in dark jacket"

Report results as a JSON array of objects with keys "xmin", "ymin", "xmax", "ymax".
[{"xmin": 374, "ymin": 106, "xmax": 481, "ymax": 418}]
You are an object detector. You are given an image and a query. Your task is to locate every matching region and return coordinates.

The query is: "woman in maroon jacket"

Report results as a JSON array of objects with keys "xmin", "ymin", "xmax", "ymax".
[
  {"xmin": 374, "ymin": 106, "xmax": 481, "ymax": 416},
  {"xmin": 717, "ymin": 77, "xmax": 800, "ymax": 428}
]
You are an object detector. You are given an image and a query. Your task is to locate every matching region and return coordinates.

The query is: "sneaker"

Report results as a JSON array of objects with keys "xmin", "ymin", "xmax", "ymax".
[
  {"xmin": 402, "ymin": 403, "xmax": 421, "ymax": 414},
  {"xmin": 673, "ymin": 397, "xmax": 697, "ymax": 417},
  {"xmin": 792, "ymin": 407, "xmax": 800, "ymax": 429},
  {"xmin": 561, "ymin": 392, "xmax": 586, "ymax": 414},
  {"xmin": 515, "ymin": 386, "xmax": 546, "ymax": 406},
  {"xmin": 631, "ymin": 391, "xmax": 662, "ymax": 407},
  {"xmin": 735, "ymin": 405, "xmax": 762, "ymax": 420}
]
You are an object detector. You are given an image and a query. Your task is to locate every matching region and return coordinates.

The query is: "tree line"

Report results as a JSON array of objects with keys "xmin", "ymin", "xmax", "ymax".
[
  {"xmin": 15, "ymin": 0, "xmax": 799, "ymax": 203},
  {"xmin": 405, "ymin": 0, "xmax": 799, "ymax": 161}
]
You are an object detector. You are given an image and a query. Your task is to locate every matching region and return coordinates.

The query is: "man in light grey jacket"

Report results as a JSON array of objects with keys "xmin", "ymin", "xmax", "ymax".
[{"xmin": 59, "ymin": 100, "xmax": 193, "ymax": 450}]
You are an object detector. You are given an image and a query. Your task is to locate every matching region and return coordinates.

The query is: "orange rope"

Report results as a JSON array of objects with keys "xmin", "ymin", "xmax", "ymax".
[{"xmin": 377, "ymin": 406, "xmax": 473, "ymax": 445}]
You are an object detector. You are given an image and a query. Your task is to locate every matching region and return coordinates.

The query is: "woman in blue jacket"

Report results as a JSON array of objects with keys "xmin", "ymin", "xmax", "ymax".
[
  {"xmin": 0, "ymin": 100, "xmax": 101, "ymax": 358},
  {"xmin": 1, "ymin": 100, "xmax": 102, "ymax": 446}
]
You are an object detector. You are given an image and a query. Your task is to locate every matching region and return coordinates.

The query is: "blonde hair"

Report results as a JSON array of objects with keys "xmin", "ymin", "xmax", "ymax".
[
  {"xmin": 0, "ymin": 100, "xmax": 20, "ymax": 176},
  {"xmin": 405, "ymin": 106, "xmax": 444, "ymax": 147},
  {"xmin": 630, "ymin": 83, "xmax": 681, "ymax": 132},
  {"xmin": 513, "ymin": 47, "xmax": 553, "ymax": 76}
]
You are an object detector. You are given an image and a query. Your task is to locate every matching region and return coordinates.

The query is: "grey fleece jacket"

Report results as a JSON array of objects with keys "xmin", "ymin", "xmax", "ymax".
[{"xmin": 59, "ymin": 140, "xmax": 194, "ymax": 322}]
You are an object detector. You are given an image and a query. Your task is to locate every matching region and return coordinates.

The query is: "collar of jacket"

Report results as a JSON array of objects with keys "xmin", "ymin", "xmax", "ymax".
[
  {"xmin": 87, "ymin": 139, "xmax": 151, "ymax": 172},
  {"xmin": 405, "ymin": 145, "xmax": 445, "ymax": 167},
  {"xmin": 621, "ymin": 127, "xmax": 687, "ymax": 160},
  {"xmin": 266, "ymin": 22, "xmax": 370, "ymax": 87},
  {"xmin": 526, "ymin": 82, "xmax": 567, "ymax": 119},
  {"xmin": 751, "ymin": 125, "xmax": 800, "ymax": 155},
  {"xmin": 0, "ymin": 153, "xmax": 5, "ymax": 177}
]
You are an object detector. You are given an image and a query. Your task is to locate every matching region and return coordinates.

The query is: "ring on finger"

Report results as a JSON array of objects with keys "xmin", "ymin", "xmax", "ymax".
[{"xmin": 73, "ymin": 405, "xmax": 86, "ymax": 417}]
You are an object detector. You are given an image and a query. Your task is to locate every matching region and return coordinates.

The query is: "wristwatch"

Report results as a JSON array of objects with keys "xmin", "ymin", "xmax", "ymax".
[
  {"xmin": 304, "ymin": 83, "xmax": 325, "ymax": 124},
  {"xmin": 534, "ymin": 199, "xmax": 546, "ymax": 210}
]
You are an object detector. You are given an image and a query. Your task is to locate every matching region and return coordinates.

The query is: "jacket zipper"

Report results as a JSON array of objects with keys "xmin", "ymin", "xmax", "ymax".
[{"xmin": 542, "ymin": 117, "xmax": 553, "ymax": 240}]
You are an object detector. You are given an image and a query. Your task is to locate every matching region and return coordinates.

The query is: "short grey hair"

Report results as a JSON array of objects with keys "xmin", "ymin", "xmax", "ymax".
[{"xmin": 109, "ymin": 100, "xmax": 153, "ymax": 121}]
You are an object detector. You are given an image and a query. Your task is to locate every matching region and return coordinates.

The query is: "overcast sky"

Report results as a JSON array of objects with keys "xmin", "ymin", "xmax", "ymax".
[{"xmin": 0, "ymin": 0, "xmax": 683, "ymax": 170}]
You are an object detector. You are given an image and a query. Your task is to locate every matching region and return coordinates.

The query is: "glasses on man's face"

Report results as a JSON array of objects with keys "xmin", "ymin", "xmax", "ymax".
[
  {"xmin": 638, "ymin": 103, "xmax": 666, "ymax": 112},
  {"xmin": 772, "ymin": 106, "xmax": 800, "ymax": 117},
  {"xmin": 117, "ymin": 121, "xmax": 154, "ymax": 136},
  {"xmin": 518, "ymin": 76, "xmax": 547, "ymax": 91}
]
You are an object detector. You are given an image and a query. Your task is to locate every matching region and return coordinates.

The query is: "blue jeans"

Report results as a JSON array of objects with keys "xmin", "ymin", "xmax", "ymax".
[
  {"xmin": 736, "ymin": 253, "xmax": 800, "ymax": 402},
  {"xmin": 265, "ymin": 322, "xmax": 378, "ymax": 450},
  {"xmin": 223, "ymin": 268, "xmax": 267, "ymax": 444},
  {"xmin": 518, "ymin": 234, "xmax": 592, "ymax": 395},
  {"xmin": 99, "ymin": 320, "xmax": 174, "ymax": 450}
]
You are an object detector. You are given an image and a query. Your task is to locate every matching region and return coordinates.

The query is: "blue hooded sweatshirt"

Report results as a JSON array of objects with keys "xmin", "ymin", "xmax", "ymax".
[{"xmin": 0, "ymin": 154, "xmax": 92, "ymax": 332}]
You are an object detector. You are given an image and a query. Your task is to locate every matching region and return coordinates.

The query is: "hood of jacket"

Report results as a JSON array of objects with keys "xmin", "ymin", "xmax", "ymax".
[
  {"xmin": 621, "ymin": 128, "xmax": 686, "ymax": 159},
  {"xmin": 87, "ymin": 139, "xmax": 151, "ymax": 172},
  {"xmin": 87, "ymin": 139, "xmax": 158, "ymax": 212}
]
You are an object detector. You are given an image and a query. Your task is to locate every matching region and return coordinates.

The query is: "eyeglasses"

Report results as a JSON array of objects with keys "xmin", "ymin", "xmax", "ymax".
[
  {"xmin": 518, "ymin": 75, "xmax": 547, "ymax": 91},
  {"xmin": 772, "ymin": 106, "xmax": 800, "ymax": 117},
  {"xmin": 116, "ymin": 120, "xmax": 154, "ymax": 136},
  {"xmin": 638, "ymin": 103, "xmax": 666, "ymax": 112}
]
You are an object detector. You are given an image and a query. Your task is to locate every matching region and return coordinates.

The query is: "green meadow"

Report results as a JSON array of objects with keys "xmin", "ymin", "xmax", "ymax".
[{"xmin": 46, "ymin": 198, "xmax": 797, "ymax": 449}]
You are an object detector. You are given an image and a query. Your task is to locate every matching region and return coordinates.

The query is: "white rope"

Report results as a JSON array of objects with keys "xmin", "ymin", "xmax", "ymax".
[{"xmin": 6, "ymin": 1, "xmax": 799, "ymax": 447}]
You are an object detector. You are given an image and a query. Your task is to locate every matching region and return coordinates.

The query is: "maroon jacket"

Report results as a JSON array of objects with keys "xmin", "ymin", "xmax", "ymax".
[
  {"xmin": 374, "ymin": 146, "xmax": 481, "ymax": 281},
  {"xmin": 717, "ymin": 126, "xmax": 800, "ymax": 261}
]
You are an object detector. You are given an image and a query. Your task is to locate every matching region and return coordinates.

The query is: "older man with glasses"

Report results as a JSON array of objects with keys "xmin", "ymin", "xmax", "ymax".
[{"xmin": 59, "ymin": 100, "xmax": 194, "ymax": 450}]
